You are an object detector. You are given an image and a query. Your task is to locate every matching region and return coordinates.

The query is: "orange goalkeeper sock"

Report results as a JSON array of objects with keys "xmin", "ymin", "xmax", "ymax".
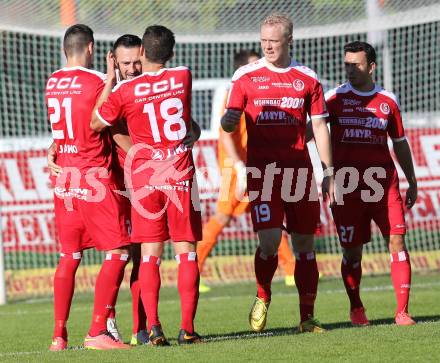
[
  {"xmin": 197, "ymin": 217, "xmax": 224, "ymax": 273},
  {"xmin": 278, "ymin": 234, "xmax": 295, "ymax": 276}
]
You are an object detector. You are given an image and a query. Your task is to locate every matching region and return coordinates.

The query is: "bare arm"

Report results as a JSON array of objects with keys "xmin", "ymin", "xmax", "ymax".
[
  {"xmin": 111, "ymin": 120, "xmax": 132, "ymax": 153},
  {"xmin": 305, "ymin": 121, "xmax": 314, "ymax": 143},
  {"xmin": 90, "ymin": 51, "xmax": 117, "ymax": 132},
  {"xmin": 47, "ymin": 141, "xmax": 62, "ymax": 176},
  {"xmin": 393, "ymin": 138, "xmax": 417, "ymax": 208},
  {"xmin": 182, "ymin": 119, "xmax": 201, "ymax": 148},
  {"xmin": 221, "ymin": 109, "xmax": 242, "ymax": 133},
  {"xmin": 221, "ymin": 131, "xmax": 242, "ymax": 165},
  {"xmin": 312, "ymin": 117, "xmax": 335, "ymax": 205}
]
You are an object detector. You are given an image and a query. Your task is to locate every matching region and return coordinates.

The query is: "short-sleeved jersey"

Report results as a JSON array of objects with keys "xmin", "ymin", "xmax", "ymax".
[
  {"xmin": 325, "ymin": 82, "xmax": 405, "ymax": 172},
  {"xmin": 218, "ymin": 89, "xmax": 247, "ymax": 168},
  {"xmin": 227, "ymin": 57, "xmax": 328, "ymax": 167},
  {"xmin": 45, "ymin": 66, "xmax": 112, "ymax": 187},
  {"xmin": 96, "ymin": 67, "xmax": 194, "ymax": 187}
]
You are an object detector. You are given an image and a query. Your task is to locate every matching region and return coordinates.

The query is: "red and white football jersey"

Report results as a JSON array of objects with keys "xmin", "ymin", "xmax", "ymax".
[
  {"xmin": 97, "ymin": 67, "xmax": 194, "ymax": 187},
  {"xmin": 45, "ymin": 66, "xmax": 112, "ymax": 187},
  {"xmin": 325, "ymin": 82, "xmax": 405, "ymax": 173},
  {"xmin": 227, "ymin": 57, "xmax": 328, "ymax": 167}
]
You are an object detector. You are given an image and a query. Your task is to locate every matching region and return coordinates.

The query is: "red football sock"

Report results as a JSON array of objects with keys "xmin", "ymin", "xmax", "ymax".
[
  {"xmin": 130, "ymin": 257, "xmax": 147, "ymax": 333},
  {"xmin": 341, "ymin": 257, "xmax": 363, "ymax": 310},
  {"xmin": 254, "ymin": 247, "xmax": 278, "ymax": 302},
  {"xmin": 177, "ymin": 252, "xmax": 200, "ymax": 334},
  {"xmin": 390, "ymin": 250, "xmax": 412, "ymax": 314},
  {"xmin": 139, "ymin": 255, "xmax": 161, "ymax": 331},
  {"xmin": 89, "ymin": 253, "xmax": 129, "ymax": 336},
  {"xmin": 53, "ymin": 252, "xmax": 82, "ymax": 339},
  {"xmin": 294, "ymin": 251, "xmax": 319, "ymax": 322}
]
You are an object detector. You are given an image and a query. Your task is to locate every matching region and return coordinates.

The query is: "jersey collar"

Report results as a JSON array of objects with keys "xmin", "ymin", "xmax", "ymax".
[
  {"xmin": 142, "ymin": 68, "xmax": 167, "ymax": 76},
  {"xmin": 348, "ymin": 82, "xmax": 380, "ymax": 96},
  {"xmin": 263, "ymin": 57, "xmax": 297, "ymax": 73}
]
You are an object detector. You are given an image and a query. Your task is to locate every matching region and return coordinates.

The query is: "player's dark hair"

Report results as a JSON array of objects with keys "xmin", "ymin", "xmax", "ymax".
[
  {"xmin": 63, "ymin": 24, "xmax": 94, "ymax": 57},
  {"xmin": 112, "ymin": 34, "xmax": 142, "ymax": 53},
  {"xmin": 234, "ymin": 49, "xmax": 260, "ymax": 70},
  {"xmin": 142, "ymin": 25, "xmax": 175, "ymax": 64},
  {"xmin": 344, "ymin": 41, "xmax": 376, "ymax": 64}
]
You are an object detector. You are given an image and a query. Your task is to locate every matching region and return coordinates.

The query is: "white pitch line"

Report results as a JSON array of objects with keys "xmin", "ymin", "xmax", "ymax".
[{"xmin": 1, "ymin": 281, "xmax": 440, "ymax": 317}]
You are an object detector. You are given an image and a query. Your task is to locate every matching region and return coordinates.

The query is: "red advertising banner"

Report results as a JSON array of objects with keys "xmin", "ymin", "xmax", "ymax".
[{"xmin": 1, "ymin": 129, "xmax": 440, "ymax": 253}]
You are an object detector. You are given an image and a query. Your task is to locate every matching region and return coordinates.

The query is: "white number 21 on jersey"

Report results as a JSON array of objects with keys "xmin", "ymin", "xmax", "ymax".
[
  {"xmin": 143, "ymin": 97, "xmax": 187, "ymax": 143},
  {"xmin": 48, "ymin": 97, "xmax": 74, "ymax": 139}
]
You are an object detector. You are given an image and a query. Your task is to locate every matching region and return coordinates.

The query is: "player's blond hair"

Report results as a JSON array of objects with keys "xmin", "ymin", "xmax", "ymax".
[{"xmin": 261, "ymin": 13, "xmax": 293, "ymax": 37}]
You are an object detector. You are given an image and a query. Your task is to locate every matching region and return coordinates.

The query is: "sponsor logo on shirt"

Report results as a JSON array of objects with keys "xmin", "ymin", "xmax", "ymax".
[
  {"xmin": 251, "ymin": 76, "xmax": 270, "ymax": 82},
  {"xmin": 342, "ymin": 98, "xmax": 362, "ymax": 106},
  {"xmin": 341, "ymin": 128, "xmax": 386, "ymax": 144},
  {"xmin": 293, "ymin": 79, "xmax": 305, "ymax": 91},
  {"xmin": 258, "ymin": 85, "xmax": 269, "ymax": 90},
  {"xmin": 46, "ymin": 76, "xmax": 82, "ymax": 90},
  {"xmin": 134, "ymin": 77, "xmax": 183, "ymax": 97},
  {"xmin": 356, "ymin": 106, "xmax": 377, "ymax": 113},
  {"xmin": 271, "ymin": 82, "xmax": 293, "ymax": 88},
  {"xmin": 254, "ymin": 98, "xmax": 281, "ymax": 107},
  {"xmin": 342, "ymin": 108, "xmax": 353, "ymax": 113},
  {"xmin": 150, "ymin": 144, "xmax": 188, "ymax": 161},
  {"xmin": 380, "ymin": 102, "xmax": 390, "ymax": 114},
  {"xmin": 256, "ymin": 110, "xmax": 300, "ymax": 125},
  {"xmin": 254, "ymin": 98, "xmax": 304, "ymax": 109},
  {"xmin": 338, "ymin": 117, "xmax": 388, "ymax": 129},
  {"xmin": 54, "ymin": 187, "xmax": 89, "ymax": 200}
]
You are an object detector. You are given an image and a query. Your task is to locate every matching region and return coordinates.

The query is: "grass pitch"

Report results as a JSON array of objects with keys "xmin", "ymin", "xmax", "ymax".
[{"xmin": 0, "ymin": 273, "xmax": 439, "ymax": 362}]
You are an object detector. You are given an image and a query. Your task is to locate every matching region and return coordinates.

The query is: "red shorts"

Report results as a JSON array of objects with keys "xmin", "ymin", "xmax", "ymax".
[
  {"xmin": 331, "ymin": 189, "xmax": 406, "ymax": 248},
  {"xmin": 248, "ymin": 166, "xmax": 320, "ymax": 234},
  {"xmin": 130, "ymin": 179, "xmax": 202, "ymax": 243},
  {"xmin": 54, "ymin": 183, "xmax": 130, "ymax": 253}
]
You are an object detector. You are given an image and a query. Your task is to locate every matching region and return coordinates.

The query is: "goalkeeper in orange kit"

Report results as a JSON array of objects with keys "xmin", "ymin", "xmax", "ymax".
[{"xmin": 197, "ymin": 50, "xmax": 295, "ymax": 292}]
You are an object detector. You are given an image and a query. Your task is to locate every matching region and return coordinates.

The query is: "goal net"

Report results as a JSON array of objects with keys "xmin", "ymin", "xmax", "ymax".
[{"xmin": 1, "ymin": 0, "xmax": 439, "ymax": 300}]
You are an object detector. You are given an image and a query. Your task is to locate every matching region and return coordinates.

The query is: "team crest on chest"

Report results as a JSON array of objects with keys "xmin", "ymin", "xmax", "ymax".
[
  {"xmin": 293, "ymin": 79, "xmax": 304, "ymax": 91},
  {"xmin": 380, "ymin": 102, "xmax": 390, "ymax": 114}
]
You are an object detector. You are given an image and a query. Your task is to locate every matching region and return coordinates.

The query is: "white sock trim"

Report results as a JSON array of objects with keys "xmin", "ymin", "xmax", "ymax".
[
  {"xmin": 188, "ymin": 252, "xmax": 197, "ymax": 261},
  {"xmin": 60, "ymin": 252, "xmax": 82, "ymax": 259},
  {"xmin": 390, "ymin": 251, "xmax": 408, "ymax": 262},
  {"xmin": 142, "ymin": 255, "xmax": 161, "ymax": 265}
]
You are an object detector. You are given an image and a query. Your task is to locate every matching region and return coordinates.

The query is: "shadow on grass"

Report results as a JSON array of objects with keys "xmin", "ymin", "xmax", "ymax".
[
  {"xmin": 201, "ymin": 327, "xmax": 295, "ymax": 343},
  {"xmin": 195, "ymin": 314, "xmax": 440, "ymax": 344},
  {"xmin": 63, "ymin": 315, "xmax": 440, "ymax": 348},
  {"xmin": 322, "ymin": 314, "xmax": 440, "ymax": 331}
]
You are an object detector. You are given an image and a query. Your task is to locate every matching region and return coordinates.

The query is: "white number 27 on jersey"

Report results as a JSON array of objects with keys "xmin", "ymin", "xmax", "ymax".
[
  {"xmin": 143, "ymin": 97, "xmax": 187, "ymax": 143},
  {"xmin": 48, "ymin": 97, "xmax": 74, "ymax": 139}
]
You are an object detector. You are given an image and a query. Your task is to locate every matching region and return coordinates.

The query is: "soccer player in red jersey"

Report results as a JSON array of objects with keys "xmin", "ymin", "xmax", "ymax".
[
  {"xmin": 197, "ymin": 49, "xmax": 297, "ymax": 292},
  {"xmin": 325, "ymin": 41, "xmax": 417, "ymax": 326},
  {"xmin": 46, "ymin": 24, "xmax": 131, "ymax": 351},
  {"xmin": 222, "ymin": 13, "xmax": 335, "ymax": 333},
  {"xmin": 104, "ymin": 33, "xmax": 150, "ymax": 345},
  {"xmin": 91, "ymin": 25, "xmax": 203, "ymax": 345}
]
